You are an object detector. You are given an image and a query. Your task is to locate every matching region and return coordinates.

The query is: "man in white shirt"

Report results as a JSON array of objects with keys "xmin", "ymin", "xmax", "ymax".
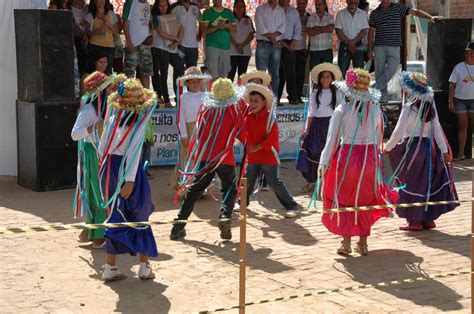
[
  {"xmin": 277, "ymin": 0, "xmax": 302, "ymax": 105},
  {"xmin": 171, "ymin": 0, "xmax": 201, "ymax": 68},
  {"xmin": 307, "ymin": 0, "xmax": 334, "ymax": 69},
  {"xmin": 254, "ymin": 0, "xmax": 286, "ymax": 95},
  {"xmin": 334, "ymin": 0, "xmax": 369, "ymax": 77},
  {"xmin": 294, "ymin": 0, "xmax": 311, "ymax": 103}
]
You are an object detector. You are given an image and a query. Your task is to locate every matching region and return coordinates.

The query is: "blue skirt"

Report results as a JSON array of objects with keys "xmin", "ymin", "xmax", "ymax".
[
  {"xmin": 296, "ymin": 117, "xmax": 331, "ymax": 183},
  {"xmin": 101, "ymin": 155, "xmax": 158, "ymax": 257},
  {"xmin": 388, "ymin": 137, "xmax": 458, "ymax": 223}
]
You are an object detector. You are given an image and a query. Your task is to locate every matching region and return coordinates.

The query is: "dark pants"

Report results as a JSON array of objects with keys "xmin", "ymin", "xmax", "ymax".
[
  {"xmin": 295, "ymin": 49, "xmax": 308, "ymax": 99},
  {"xmin": 228, "ymin": 55, "xmax": 251, "ymax": 82},
  {"xmin": 180, "ymin": 46, "xmax": 198, "ymax": 69},
  {"xmin": 337, "ymin": 43, "xmax": 365, "ymax": 78},
  {"xmin": 177, "ymin": 163, "xmax": 237, "ymax": 224},
  {"xmin": 152, "ymin": 47, "xmax": 185, "ymax": 102},
  {"xmin": 244, "ymin": 164, "xmax": 297, "ymax": 211},
  {"xmin": 278, "ymin": 46, "xmax": 297, "ymax": 102},
  {"xmin": 309, "ymin": 48, "xmax": 334, "ymax": 70},
  {"xmin": 87, "ymin": 44, "xmax": 115, "ymax": 75},
  {"xmin": 74, "ymin": 37, "xmax": 87, "ymax": 75},
  {"xmin": 140, "ymin": 141, "xmax": 152, "ymax": 169}
]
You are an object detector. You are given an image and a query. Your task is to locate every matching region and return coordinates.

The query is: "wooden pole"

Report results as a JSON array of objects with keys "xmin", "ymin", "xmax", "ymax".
[
  {"xmin": 471, "ymin": 172, "xmax": 473, "ymax": 313},
  {"xmin": 239, "ymin": 178, "xmax": 248, "ymax": 314}
]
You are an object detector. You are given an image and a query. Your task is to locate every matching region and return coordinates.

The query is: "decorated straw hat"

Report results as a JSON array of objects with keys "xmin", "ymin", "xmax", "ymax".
[
  {"xmin": 83, "ymin": 71, "xmax": 116, "ymax": 95},
  {"xmin": 244, "ymin": 84, "xmax": 274, "ymax": 109},
  {"xmin": 310, "ymin": 63, "xmax": 342, "ymax": 82},
  {"xmin": 107, "ymin": 78, "xmax": 157, "ymax": 112},
  {"xmin": 203, "ymin": 78, "xmax": 245, "ymax": 107},
  {"xmin": 239, "ymin": 70, "xmax": 272, "ymax": 87},
  {"xmin": 334, "ymin": 68, "xmax": 380, "ymax": 103},
  {"xmin": 110, "ymin": 73, "xmax": 128, "ymax": 92},
  {"xmin": 398, "ymin": 71, "xmax": 433, "ymax": 101},
  {"xmin": 177, "ymin": 66, "xmax": 212, "ymax": 86}
]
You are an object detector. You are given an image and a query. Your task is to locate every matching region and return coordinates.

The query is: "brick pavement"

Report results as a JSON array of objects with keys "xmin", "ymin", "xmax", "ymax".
[{"xmin": 0, "ymin": 158, "xmax": 472, "ymax": 313}]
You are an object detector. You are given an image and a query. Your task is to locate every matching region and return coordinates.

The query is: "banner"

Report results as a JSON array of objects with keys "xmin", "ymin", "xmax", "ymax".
[{"xmin": 150, "ymin": 107, "xmax": 305, "ymax": 166}]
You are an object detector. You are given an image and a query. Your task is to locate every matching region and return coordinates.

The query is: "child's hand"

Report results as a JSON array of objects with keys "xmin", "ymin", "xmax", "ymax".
[
  {"xmin": 247, "ymin": 144, "xmax": 261, "ymax": 153},
  {"xmin": 443, "ymin": 153, "xmax": 451, "ymax": 163},
  {"xmin": 120, "ymin": 181, "xmax": 134, "ymax": 199}
]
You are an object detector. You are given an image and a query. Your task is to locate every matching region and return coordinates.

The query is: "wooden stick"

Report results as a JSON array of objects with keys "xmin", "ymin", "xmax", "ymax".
[{"xmin": 239, "ymin": 178, "xmax": 248, "ymax": 314}]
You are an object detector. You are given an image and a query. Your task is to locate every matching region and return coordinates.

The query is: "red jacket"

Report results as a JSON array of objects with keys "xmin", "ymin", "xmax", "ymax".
[{"xmin": 243, "ymin": 109, "xmax": 279, "ymax": 165}]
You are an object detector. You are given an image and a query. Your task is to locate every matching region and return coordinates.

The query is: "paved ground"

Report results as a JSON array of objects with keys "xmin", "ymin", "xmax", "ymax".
[{"xmin": 0, "ymin": 157, "xmax": 472, "ymax": 313}]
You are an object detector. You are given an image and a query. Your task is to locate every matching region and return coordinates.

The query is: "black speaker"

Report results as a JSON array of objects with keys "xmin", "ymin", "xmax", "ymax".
[
  {"xmin": 427, "ymin": 19, "xmax": 472, "ymax": 91},
  {"xmin": 17, "ymin": 101, "xmax": 79, "ymax": 191},
  {"xmin": 14, "ymin": 9, "xmax": 75, "ymax": 102},
  {"xmin": 434, "ymin": 91, "xmax": 472, "ymax": 159}
]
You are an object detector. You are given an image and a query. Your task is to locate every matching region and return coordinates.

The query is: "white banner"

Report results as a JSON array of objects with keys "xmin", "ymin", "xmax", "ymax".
[{"xmin": 150, "ymin": 107, "xmax": 305, "ymax": 166}]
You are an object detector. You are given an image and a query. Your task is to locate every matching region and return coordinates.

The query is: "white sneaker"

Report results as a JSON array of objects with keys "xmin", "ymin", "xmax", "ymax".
[
  {"xmin": 102, "ymin": 264, "xmax": 126, "ymax": 282},
  {"xmin": 284, "ymin": 209, "xmax": 299, "ymax": 218},
  {"xmin": 138, "ymin": 262, "xmax": 155, "ymax": 280}
]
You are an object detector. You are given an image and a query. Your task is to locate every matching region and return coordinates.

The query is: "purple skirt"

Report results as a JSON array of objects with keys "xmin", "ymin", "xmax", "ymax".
[
  {"xmin": 296, "ymin": 117, "xmax": 331, "ymax": 183},
  {"xmin": 388, "ymin": 137, "xmax": 458, "ymax": 223},
  {"xmin": 101, "ymin": 155, "xmax": 157, "ymax": 257}
]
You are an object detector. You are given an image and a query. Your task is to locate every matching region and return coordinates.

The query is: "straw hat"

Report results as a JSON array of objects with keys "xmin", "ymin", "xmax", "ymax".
[
  {"xmin": 107, "ymin": 78, "xmax": 157, "ymax": 112},
  {"xmin": 334, "ymin": 68, "xmax": 380, "ymax": 103},
  {"xmin": 244, "ymin": 84, "xmax": 274, "ymax": 109},
  {"xmin": 177, "ymin": 66, "xmax": 212, "ymax": 86},
  {"xmin": 239, "ymin": 70, "xmax": 272, "ymax": 87},
  {"xmin": 203, "ymin": 78, "xmax": 245, "ymax": 107},
  {"xmin": 398, "ymin": 71, "xmax": 433, "ymax": 101},
  {"xmin": 83, "ymin": 71, "xmax": 115, "ymax": 95},
  {"xmin": 310, "ymin": 63, "xmax": 342, "ymax": 82}
]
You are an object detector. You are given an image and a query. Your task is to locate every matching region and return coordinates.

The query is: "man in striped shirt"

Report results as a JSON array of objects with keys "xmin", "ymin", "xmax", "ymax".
[{"xmin": 367, "ymin": 0, "xmax": 441, "ymax": 102}]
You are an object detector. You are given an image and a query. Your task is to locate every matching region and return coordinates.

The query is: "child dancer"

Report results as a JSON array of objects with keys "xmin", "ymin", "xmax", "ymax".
[
  {"xmin": 170, "ymin": 67, "xmax": 211, "ymax": 190},
  {"xmin": 318, "ymin": 69, "xmax": 398, "ymax": 256},
  {"xmin": 242, "ymin": 84, "xmax": 300, "ymax": 217},
  {"xmin": 99, "ymin": 78, "xmax": 158, "ymax": 281},
  {"xmin": 72, "ymin": 71, "xmax": 115, "ymax": 247},
  {"xmin": 385, "ymin": 72, "xmax": 458, "ymax": 231},
  {"xmin": 170, "ymin": 78, "xmax": 245, "ymax": 241},
  {"xmin": 296, "ymin": 63, "xmax": 342, "ymax": 192}
]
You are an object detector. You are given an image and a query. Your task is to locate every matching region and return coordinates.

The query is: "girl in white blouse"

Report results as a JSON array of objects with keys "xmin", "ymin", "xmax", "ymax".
[{"xmin": 384, "ymin": 72, "xmax": 458, "ymax": 232}]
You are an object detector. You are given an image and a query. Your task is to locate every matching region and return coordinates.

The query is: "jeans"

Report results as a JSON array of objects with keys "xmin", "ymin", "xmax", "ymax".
[
  {"xmin": 295, "ymin": 49, "xmax": 308, "ymax": 99},
  {"xmin": 152, "ymin": 48, "xmax": 185, "ymax": 102},
  {"xmin": 309, "ymin": 49, "xmax": 334, "ymax": 70},
  {"xmin": 256, "ymin": 40, "xmax": 281, "ymax": 95},
  {"xmin": 244, "ymin": 164, "xmax": 297, "ymax": 211},
  {"xmin": 337, "ymin": 43, "xmax": 365, "ymax": 78},
  {"xmin": 176, "ymin": 163, "xmax": 237, "ymax": 223},
  {"xmin": 228, "ymin": 55, "xmax": 251, "ymax": 82},
  {"xmin": 278, "ymin": 46, "xmax": 297, "ymax": 102},
  {"xmin": 374, "ymin": 46, "xmax": 400, "ymax": 101},
  {"xmin": 180, "ymin": 46, "xmax": 198, "ymax": 69}
]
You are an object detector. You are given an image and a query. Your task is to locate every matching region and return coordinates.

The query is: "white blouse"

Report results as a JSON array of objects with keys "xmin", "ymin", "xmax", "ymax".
[
  {"xmin": 71, "ymin": 103, "xmax": 100, "ymax": 143},
  {"xmin": 179, "ymin": 91, "xmax": 204, "ymax": 138},
  {"xmin": 307, "ymin": 89, "xmax": 342, "ymax": 118},
  {"xmin": 385, "ymin": 104, "xmax": 448, "ymax": 154},
  {"xmin": 319, "ymin": 102, "xmax": 383, "ymax": 166}
]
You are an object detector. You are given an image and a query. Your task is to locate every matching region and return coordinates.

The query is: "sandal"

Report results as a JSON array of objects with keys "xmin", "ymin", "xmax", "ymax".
[
  {"xmin": 354, "ymin": 242, "xmax": 368, "ymax": 256},
  {"xmin": 336, "ymin": 239, "xmax": 352, "ymax": 255},
  {"xmin": 453, "ymin": 154, "xmax": 465, "ymax": 161}
]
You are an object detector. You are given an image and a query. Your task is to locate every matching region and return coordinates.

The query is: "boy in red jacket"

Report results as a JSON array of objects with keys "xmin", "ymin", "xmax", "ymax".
[
  {"xmin": 170, "ymin": 78, "xmax": 246, "ymax": 240},
  {"xmin": 242, "ymin": 84, "xmax": 300, "ymax": 218}
]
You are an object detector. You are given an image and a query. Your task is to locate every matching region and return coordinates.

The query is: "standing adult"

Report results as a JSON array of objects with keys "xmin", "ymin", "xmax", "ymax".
[
  {"xmin": 85, "ymin": 0, "xmax": 119, "ymax": 74},
  {"xmin": 228, "ymin": 0, "xmax": 255, "ymax": 82},
  {"xmin": 151, "ymin": 0, "xmax": 185, "ymax": 107},
  {"xmin": 122, "ymin": 0, "xmax": 153, "ymax": 88},
  {"xmin": 200, "ymin": 0, "xmax": 236, "ymax": 79},
  {"xmin": 449, "ymin": 42, "xmax": 474, "ymax": 161},
  {"xmin": 254, "ymin": 0, "xmax": 286, "ymax": 95},
  {"xmin": 307, "ymin": 0, "xmax": 334, "ymax": 69},
  {"xmin": 171, "ymin": 0, "xmax": 201, "ymax": 68},
  {"xmin": 367, "ymin": 0, "xmax": 441, "ymax": 102},
  {"xmin": 71, "ymin": 0, "xmax": 88, "ymax": 76},
  {"xmin": 277, "ymin": 0, "xmax": 301, "ymax": 105},
  {"xmin": 334, "ymin": 0, "xmax": 369, "ymax": 78},
  {"xmin": 294, "ymin": 0, "xmax": 311, "ymax": 103}
]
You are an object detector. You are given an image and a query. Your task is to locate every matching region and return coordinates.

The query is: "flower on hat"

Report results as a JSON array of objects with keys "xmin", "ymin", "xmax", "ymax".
[
  {"xmin": 346, "ymin": 70, "xmax": 358, "ymax": 87},
  {"xmin": 108, "ymin": 78, "xmax": 157, "ymax": 112}
]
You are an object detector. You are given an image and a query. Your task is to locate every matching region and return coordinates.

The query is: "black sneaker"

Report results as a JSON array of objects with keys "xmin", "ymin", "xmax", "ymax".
[
  {"xmin": 218, "ymin": 217, "xmax": 232, "ymax": 240},
  {"xmin": 170, "ymin": 225, "xmax": 186, "ymax": 240}
]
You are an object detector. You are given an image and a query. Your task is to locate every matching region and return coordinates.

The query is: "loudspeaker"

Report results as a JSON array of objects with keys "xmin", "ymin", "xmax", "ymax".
[
  {"xmin": 434, "ymin": 91, "xmax": 472, "ymax": 159},
  {"xmin": 17, "ymin": 101, "xmax": 80, "ymax": 191},
  {"xmin": 14, "ymin": 9, "xmax": 75, "ymax": 102},
  {"xmin": 427, "ymin": 19, "xmax": 472, "ymax": 91}
]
